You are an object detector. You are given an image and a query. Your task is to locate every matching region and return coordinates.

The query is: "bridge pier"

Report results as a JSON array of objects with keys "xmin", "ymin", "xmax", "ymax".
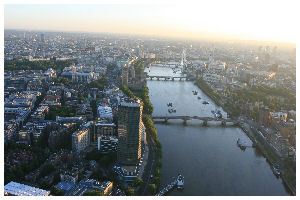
[
  {"xmin": 202, "ymin": 120, "xmax": 208, "ymax": 126},
  {"xmin": 172, "ymin": 77, "xmax": 174, "ymax": 81},
  {"xmin": 164, "ymin": 118, "xmax": 168, "ymax": 123},
  {"xmin": 221, "ymin": 121, "xmax": 226, "ymax": 126},
  {"xmin": 183, "ymin": 119, "xmax": 187, "ymax": 125},
  {"xmin": 233, "ymin": 121, "xmax": 239, "ymax": 126},
  {"xmin": 150, "ymin": 77, "xmax": 153, "ymax": 80}
]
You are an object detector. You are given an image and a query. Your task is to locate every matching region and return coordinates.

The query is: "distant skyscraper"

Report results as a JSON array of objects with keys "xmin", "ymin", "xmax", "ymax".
[
  {"xmin": 121, "ymin": 64, "xmax": 129, "ymax": 86},
  {"xmin": 40, "ymin": 33, "xmax": 45, "ymax": 43},
  {"xmin": 117, "ymin": 99, "xmax": 143, "ymax": 165}
]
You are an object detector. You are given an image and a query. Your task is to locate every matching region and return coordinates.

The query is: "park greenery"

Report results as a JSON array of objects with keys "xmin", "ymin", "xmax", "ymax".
[
  {"xmin": 50, "ymin": 186, "xmax": 64, "ymax": 196},
  {"xmin": 196, "ymin": 77, "xmax": 241, "ymax": 117},
  {"xmin": 52, "ymin": 77, "xmax": 72, "ymax": 86},
  {"xmin": 120, "ymin": 85, "xmax": 135, "ymax": 98},
  {"xmin": 4, "ymin": 142, "xmax": 50, "ymax": 184},
  {"xmin": 148, "ymin": 184, "xmax": 157, "ymax": 195},
  {"xmin": 85, "ymin": 149, "xmax": 117, "ymax": 167},
  {"xmin": 131, "ymin": 86, "xmax": 154, "ymax": 115},
  {"xmin": 45, "ymin": 106, "xmax": 76, "ymax": 120},
  {"xmin": 133, "ymin": 177, "xmax": 143, "ymax": 187},
  {"xmin": 88, "ymin": 76, "xmax": 107, "ymax": 90},
  {"xmin": 196, "ymin": 76, "xmax": 296, "ymax": 118},
  {"xmin": 4, "ymin": 59, "xmax": 75, "ymax": 72},
  {"xmin": 39, "ymin": 163, "xmax": 56, "ymax": 178},
  {"xmin": 232, "ymin": 86, "xmax": 296, "ymax": 111}
]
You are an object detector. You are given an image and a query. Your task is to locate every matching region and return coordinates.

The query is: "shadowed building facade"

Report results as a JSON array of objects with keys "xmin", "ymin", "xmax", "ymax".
[{"xmin": 117, "ymin": 99, "xmax": 143, "ymax": 165}]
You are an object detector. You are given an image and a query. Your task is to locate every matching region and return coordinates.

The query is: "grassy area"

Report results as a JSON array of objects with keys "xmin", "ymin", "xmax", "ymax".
[
  {"xmin": 5, "ymin": 59, "xmax": 75, "ymax": 72},
  {"xmin": 45, "ymin": 106, "xmax": 76, "ymax": 120}
]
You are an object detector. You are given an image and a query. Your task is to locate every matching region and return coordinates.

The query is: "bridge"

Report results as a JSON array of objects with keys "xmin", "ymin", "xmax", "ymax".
[
  {"xmin": 152, "ymin": 115, "xmax": 238, "ymax": 126},
  {"xmin": 151, "ymin": 63, "xmax": 182, "ymax": 68},
  {"xmin": 146, "ymin": 75, "xmax": 189, "ymax": 81}
]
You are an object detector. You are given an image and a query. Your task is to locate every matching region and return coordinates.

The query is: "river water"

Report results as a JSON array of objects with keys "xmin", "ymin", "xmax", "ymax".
[{"xmin": 145, "ymin": 66, "xmax": 289, "ymax": 196}]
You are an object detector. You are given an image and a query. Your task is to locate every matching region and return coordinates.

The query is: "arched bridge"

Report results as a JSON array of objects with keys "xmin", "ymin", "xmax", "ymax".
[
  {"xmin": 146, "ymin": 75, "xmax": 189, "ymax": 81},
  {"xmin": 152, "ymin": 115, "xmax": 238, "ymax": 126}
]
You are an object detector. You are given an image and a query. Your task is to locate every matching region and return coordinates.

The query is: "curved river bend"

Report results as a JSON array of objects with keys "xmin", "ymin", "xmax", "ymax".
[{"xmin": 146, "ymin": 66, "xmax": 289, "ymax": 196}]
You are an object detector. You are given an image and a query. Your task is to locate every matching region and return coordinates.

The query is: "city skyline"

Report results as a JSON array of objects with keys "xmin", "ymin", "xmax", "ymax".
[
  {"xmin": 3, "ymin": 1, "xmax": 296, "ymax": 197},
  {"xmin": 4, "ymin": 1, "xmax": 297, "ymax": 44}
]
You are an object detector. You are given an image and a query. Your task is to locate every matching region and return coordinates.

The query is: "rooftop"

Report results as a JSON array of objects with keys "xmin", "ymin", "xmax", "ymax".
[
  {"xmin": 120, "ymin": 98, "xmax": 141, "ymax": 108},
  {"xmin": 4, "ymin": 181, "xmax": 50, "ymax": 196}
]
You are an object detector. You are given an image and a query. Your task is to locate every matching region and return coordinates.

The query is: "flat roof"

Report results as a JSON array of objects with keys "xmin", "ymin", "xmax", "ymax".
[
  {"xmin": 56, "ymin": 181, "xmax": 75, "ymax": 192},
  {"xmin": 4, "ymin": 181, "xmax": 50, "ymax": 196}
]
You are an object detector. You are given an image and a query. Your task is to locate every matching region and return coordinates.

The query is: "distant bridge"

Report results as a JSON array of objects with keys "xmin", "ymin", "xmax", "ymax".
[
  {"xmin": 146, "ymin": 75, "xmax": 189, "ymax": 81},
  {"xmin": 152, "ymin": 115, "xmax": 238, "ymax": 126}
]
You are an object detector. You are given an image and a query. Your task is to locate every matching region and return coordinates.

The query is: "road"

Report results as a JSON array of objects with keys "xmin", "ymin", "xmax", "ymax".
[{"xmin": 137, "ymin": 133, "xmax": 156, "ymax": 195}]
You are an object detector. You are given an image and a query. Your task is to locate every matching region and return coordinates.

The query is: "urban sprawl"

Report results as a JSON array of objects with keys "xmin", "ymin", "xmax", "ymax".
[{"xmin": 4, "ymin": 30, "xmax": 296, "ymax": 196}]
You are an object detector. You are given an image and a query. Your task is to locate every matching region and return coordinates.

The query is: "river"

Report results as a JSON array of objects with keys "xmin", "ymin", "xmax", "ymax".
[{"xmin": 145, "ymin": 65, "xmax": 289, "ymax": 196}]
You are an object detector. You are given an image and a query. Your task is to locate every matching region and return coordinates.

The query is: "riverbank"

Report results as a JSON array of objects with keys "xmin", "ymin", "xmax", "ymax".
[
  {"xmin": 239, "ymin": 122, "xmax": 296, "ymax": 195},
  {"xmin": 195, "ymin": 77, "xmax": 240, "ymax": 118},
  {"xmin": 194, "ymin": 78, "xmax": 295, "ymax": 195}
]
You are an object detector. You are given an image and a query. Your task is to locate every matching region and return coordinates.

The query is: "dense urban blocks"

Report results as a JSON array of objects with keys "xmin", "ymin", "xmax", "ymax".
[{"xmin": 3, "ymin": 29, "xmax": 295, "ymax": 196}]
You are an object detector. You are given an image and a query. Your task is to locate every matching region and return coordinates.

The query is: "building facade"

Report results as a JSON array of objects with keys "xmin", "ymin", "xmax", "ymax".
[
  {"xmin": 117, "ymin": 99, "xmax": 143, "ymax": 165},
  {"xmin": 72, "ymin": 129, "xmax": 90, "ymax": 154}
]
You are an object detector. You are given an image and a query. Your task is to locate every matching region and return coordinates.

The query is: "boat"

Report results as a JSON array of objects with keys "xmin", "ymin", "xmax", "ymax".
[
  {"xmin": 198, "ymin": 96, "xmax": 201, "ymax": 100},
  {"xmin": 272, "ymin": 164, "xmax": 281, "ymax": 178},
  {"xmin": 202, "ymin": 101, "xmax": 209, "ymax": 105},
  {"xmin": 168, "ymin": 108, "xmax": 176, "ymax": 113},
  {"xmin": 211, "ymin": 109, "xmax": 223, "ymax": 118},
  {"xmin": 192, "ymin": 91, "xmax": 198, "ymax": 95},
  {"xmin": 176, "ymin": 174, "xmax": 184, "ymax": 189},
  {"xmin": 167, "ymin": 102, "xmax": 173, "ymax": 107},
  {"xmin": 237, "ymin": 138, "xmax": 246, "ymax": 151}
]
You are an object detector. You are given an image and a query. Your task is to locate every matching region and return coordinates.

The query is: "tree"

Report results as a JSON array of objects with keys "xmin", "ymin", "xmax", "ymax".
[
  {"xmin": 45, "ymin": 106, "xmax": 76, "ymax": 120},
  {"xmin": 153, "ymin": 176, "xmax": 160, "ymax": 186},
  {"xmin": 148, "ymin": 184, "xmax": 157, "ymax": 195},
  {"xmin": 125, "ymin": 187, "xmax": 135, "ymax": 196},
  {"xmin": 83, "ymin": 190, "xmax": 103, "ymax": 196},
  {"xmin": 39, "ymin": 163, "xmax": 56, "ymax": 178},
  {"xmin": 4, "ymin": 59, "xmax": 75, "ymax": 71},
  {"xmin": 89, "ymin": 77, "xmax": 107, "ymax": 90},
  {"xmin": 133, "ymin": 177, "xmax": 143, "ymax": 187},
  {"xmin": 50, "ymin": 186, "xmax": 64, "ymax": 196}
]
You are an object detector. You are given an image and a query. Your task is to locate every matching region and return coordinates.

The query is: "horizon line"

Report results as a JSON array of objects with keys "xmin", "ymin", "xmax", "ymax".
[{"xmin": 5, "ymin": 28, "xmax": 296, "ymax": 46}]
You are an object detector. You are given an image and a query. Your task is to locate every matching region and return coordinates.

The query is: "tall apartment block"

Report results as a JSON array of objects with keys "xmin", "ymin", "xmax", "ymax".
[{"xmin": 117, "ymin": 98, "xmax": 143, "ymax": 165}]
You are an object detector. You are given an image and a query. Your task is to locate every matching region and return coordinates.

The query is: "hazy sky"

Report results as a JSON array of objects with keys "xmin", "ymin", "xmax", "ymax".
[{"xmin": 4, "ymin": 1, "xmax": 297, "ymax": 43}]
